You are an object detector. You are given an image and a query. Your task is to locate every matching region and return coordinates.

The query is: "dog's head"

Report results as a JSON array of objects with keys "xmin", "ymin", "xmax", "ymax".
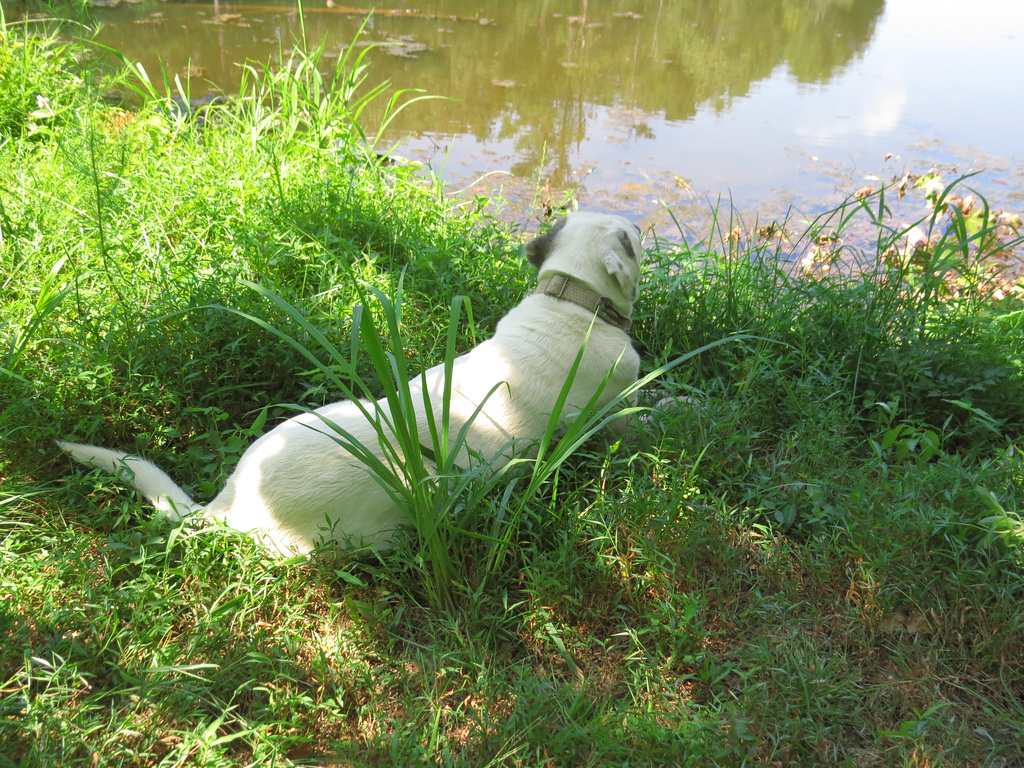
[{"xmin": 525, "ymin": 212, "xmax": 644, "ymax": 317}]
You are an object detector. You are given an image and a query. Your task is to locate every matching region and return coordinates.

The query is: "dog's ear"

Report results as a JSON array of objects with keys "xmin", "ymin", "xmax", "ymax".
[
  {"xmin": 524, "ymin": 217, "xmax": 568, "ymax": 268},
  {"xmin": 604, "ymin": 230, "xmax": 642, "ymax": 300}
]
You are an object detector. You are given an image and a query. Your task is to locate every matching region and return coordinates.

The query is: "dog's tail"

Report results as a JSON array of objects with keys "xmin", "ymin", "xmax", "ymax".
[{"xmin": 56, "ymin": 440, "xmax": 203, "ymax": 521}]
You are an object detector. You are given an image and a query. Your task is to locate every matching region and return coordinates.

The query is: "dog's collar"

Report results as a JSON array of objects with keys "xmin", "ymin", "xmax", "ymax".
[{"xmin": 534, "ymin": 273, "xmax": 632, "ymax": 333}]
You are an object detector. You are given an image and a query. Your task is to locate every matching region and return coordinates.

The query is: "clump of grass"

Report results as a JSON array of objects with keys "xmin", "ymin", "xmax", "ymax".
[
  {"xmin": 2, "ymin": 13, "xmax": 1023, "ymax": 768},
  {"xmin": 639, "ymin": 180, "xmax": 1024, "ymax": 453},
  {"xmin": 230, "ymin": 272, "xmax": 723, "ymax": 613},
  {"xmin": 0, "ymin": 14, "xmax": 83, "ymax": 141}
]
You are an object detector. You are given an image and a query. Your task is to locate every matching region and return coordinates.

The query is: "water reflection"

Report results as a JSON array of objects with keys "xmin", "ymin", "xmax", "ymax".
[
  {"xmin": 352, "ymin": 0, "xmax": 886, "ymax": 185},
  {"xmin": 12, "ymin": 0, "xmax": 1024, "ymax": 237},
  {"xmin": 50, "ymin": 0, "xmax": 884, "ymax": 192}
]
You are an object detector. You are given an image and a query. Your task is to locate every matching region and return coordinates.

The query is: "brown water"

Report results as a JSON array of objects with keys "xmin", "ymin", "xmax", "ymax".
[{"xmin": 13, "ymin": 0, "xmax": 1024, "ymax": 236}]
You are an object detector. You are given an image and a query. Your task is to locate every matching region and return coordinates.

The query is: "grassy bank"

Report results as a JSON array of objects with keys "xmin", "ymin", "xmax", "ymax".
[{"xmin": 2, "ymin": 19, "xmax": 1024, "ymax": 767}]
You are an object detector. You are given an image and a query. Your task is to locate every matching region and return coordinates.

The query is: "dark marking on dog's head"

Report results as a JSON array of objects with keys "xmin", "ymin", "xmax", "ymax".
[
  {"xmin": 524, "ymin": 216, "xmax": 568, "ymax": 269},
  {"xmin": 616, "ymin": 230, "xmax": 636, "ymax": 260}
]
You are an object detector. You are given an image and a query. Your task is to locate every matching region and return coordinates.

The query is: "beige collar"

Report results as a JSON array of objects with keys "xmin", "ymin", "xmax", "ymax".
[{"xmin": 534, "ymin": 273, "xmax": 632, "ymax": 333}]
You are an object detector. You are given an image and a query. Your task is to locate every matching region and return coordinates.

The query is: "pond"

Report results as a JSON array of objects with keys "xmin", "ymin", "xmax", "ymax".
[{"xmin": 11, "ymin": 0, "xmax": 1024, "ymax": 240}]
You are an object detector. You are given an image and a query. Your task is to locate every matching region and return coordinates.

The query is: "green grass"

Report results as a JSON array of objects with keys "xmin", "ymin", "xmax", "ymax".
[{"xmin": 2, "ymin": 18, "xmax": 1024, "ymax": 768}]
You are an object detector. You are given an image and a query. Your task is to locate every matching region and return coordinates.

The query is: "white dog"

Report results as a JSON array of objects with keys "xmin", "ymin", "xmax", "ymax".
[{"xmin": 58, "ymin": 211, "xmax": 644, "ymax": 555}]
